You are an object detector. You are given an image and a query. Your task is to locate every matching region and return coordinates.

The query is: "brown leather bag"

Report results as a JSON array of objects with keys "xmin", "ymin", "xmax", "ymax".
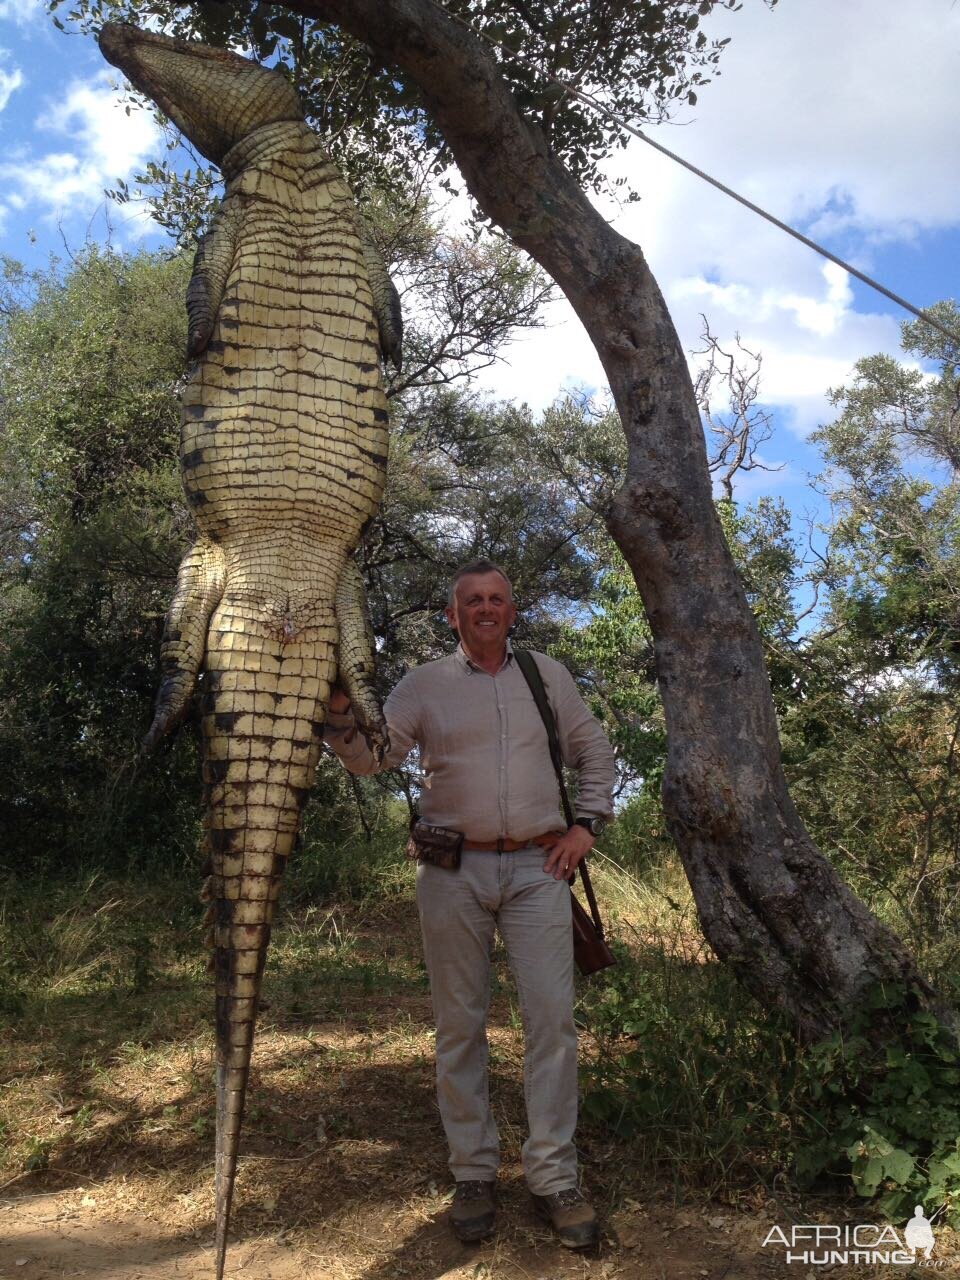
[
  {"xmin": 513, "ymin": 650, "xmax": 616, "ymax": 976},
  {"xmin": 569, "ymin": 860, "xmax": 617, "ymax": 976}
]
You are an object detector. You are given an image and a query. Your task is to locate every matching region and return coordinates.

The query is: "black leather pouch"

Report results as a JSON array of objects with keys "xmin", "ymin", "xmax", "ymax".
[{"xmin": 406, "ymin": 819, "xmax": 465, "ymax": 869}]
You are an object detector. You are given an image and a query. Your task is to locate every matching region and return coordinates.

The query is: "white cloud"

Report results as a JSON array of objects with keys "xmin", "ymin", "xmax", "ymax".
[
  {"xmin": 464, "ymin": 0, "xmax": 959, "ymax": 474},
  {"xmin": 0, "ymin": 0, "xmax": 43, "ymax": 28},
  {"xmin": 0, "ymin": 70, "xmax": 161, "ymax": 236},
  {"xmin": 775, "ymin": 263, "xmax": 853, "ymax": 339},
  {"xmin": 624, "ymin": 0, "xmax": 960, "ymax": 247},
  {"xmin": 0, "ymin": 63, "xmax": 23, "ymax": 111},
  {"xmin": 474, "ymin": 296, "xmax": 605, "ymax": 412}
]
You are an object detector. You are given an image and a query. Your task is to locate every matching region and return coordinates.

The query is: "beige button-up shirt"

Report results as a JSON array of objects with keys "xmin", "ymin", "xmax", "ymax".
[{"xmin": 325, "ymin": 644, "xmax": 615, "ymax": 842}]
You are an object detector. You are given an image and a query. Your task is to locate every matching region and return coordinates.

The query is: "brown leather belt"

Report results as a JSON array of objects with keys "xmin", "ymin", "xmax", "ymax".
[{"xmin": 463, "ymin": 831, "xmax": 564, "ymax": 852}]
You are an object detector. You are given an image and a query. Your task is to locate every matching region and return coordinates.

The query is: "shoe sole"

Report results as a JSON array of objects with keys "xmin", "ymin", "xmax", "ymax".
[
  {"xmin": 451, "ymin": 1218, "xmax": 495, "ymax": 1244},
  {"xmin": 555, "ymin": 1229, "xmax": 598, "ymax": 1250}
]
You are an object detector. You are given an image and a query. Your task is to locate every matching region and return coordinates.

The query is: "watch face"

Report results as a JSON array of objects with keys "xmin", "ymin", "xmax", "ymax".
[{"xmin": 578, "ymin": 817, "xmax": 604, "ymax": 836}]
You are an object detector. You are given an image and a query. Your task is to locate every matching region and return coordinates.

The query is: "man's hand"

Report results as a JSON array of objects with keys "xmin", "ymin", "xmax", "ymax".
[
  {"xmin": 328, "ymin": 684, "xmax": 352, "ymax": 715},
  {"xmin": 542, "ymin": 825, "xmax": 594, "ymax": 880}
]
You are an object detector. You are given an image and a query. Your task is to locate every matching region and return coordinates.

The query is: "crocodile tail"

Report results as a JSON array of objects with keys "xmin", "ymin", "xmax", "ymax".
[
  {"xmin": 213, "ymin": 926, "xmax": 268, "ymax": 1280},
  {"xmin": 201, "ymin": 595, "xmax": 338, "ymax": 1278},
  {"xmin": 143, "ymin": 536, "xmax": 225, "ymax": 753},
  {"xmin": 335, "ymin": 558, "xmax": 389, "ymax": 762}
]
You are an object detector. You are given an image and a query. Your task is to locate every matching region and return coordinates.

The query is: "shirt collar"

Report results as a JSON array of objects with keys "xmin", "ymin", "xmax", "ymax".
[{"xmin": 456, "ymin": 638, "xmax": 515, "ymax": 674}]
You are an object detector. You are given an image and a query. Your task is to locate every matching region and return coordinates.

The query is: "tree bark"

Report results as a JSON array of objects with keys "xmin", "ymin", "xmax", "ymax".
[{"xmin": 278, "ymin": 0, "xmax": 934, "ymax": 1038}]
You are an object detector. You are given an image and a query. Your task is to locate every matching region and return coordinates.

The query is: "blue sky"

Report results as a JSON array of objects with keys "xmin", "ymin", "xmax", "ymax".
[
  {"xmin": 0, "ymin": 3, "xmax": 166, "ymax": 258},
  {"xmin": 472, "ymin": 0, "xmax": 960, "ymax": 515},
  {"xmin": 1, "ymin": 0, "xmax": 958, "ymax": 564}
]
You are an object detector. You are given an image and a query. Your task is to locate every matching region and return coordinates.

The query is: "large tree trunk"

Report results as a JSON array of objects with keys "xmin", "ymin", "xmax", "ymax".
[{"xmin": 283, "ymin": 0, "xmax": 934, "ymax": 1039}]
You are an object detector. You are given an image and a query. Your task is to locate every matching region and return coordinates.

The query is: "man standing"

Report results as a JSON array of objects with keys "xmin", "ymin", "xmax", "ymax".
[{"xmin": 324, "ymin": 560, "xmax": 615, "ymax": 1249}]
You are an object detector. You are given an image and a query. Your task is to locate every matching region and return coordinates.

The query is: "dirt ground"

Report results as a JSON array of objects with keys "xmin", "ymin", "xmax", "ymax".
[
  {"xmin": 4, "ymin": 1179, "xmax": 959, "ymax": 1279},
  {"xmin": 1, "ymin": 895, "xmax": 957, "ymax": 1280},
  {"xmin": 0, "ymin": 1184, "xmax": 786, "ymax": 1280}
]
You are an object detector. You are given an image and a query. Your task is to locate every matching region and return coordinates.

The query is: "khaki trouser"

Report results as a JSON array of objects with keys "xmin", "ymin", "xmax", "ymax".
[{"xmin": 415, "ymin": 847, "xmax": 578, "ymax": 1195}]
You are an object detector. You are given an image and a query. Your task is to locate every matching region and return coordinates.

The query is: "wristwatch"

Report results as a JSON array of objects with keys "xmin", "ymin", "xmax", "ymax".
[{"xmin": 573, "ymin": 815, "xmax": 606, "ymax": 837}]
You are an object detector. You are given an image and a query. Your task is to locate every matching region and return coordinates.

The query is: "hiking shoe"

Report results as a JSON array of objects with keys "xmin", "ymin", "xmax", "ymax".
[
  {"xmin": 531, "ymin": 1187, "xmax": 598, "ymax": 1249},
  {"xmin": 450, "ymin": 1179, "xmax": 496, "ymax": 1243}
]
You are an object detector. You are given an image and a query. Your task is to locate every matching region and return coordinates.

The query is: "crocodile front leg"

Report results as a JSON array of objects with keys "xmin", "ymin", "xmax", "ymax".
[
  {"xmin": 187, "ymin": 197, "xmax": 242, "ymax": 357},
  {"xmin": 360, "ymin": 225, "xmax": 403, "ymax": 371}
]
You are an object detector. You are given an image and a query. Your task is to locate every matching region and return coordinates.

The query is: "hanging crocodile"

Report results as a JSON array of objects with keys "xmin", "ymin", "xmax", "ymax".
[{"xmin": 97, "ymin": 22, "xmax": 400, "ymax": 1279}]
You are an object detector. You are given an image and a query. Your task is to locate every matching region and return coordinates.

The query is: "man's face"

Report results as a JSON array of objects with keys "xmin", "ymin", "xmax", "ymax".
[{"xmin": 446, "ymin": 571, "xmax": 517, "ymax": 655}]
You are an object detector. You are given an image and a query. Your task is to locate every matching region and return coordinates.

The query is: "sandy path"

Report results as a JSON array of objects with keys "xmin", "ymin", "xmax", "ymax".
[{"xmin": 1, "ymin": 1184, "xmax": 784, "ymax": 1279}]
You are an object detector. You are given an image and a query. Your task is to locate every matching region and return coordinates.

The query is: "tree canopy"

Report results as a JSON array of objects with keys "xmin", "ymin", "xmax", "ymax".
[{"xmin": 51, "ymin": 0, "xmax": 750, "ymax": 207}]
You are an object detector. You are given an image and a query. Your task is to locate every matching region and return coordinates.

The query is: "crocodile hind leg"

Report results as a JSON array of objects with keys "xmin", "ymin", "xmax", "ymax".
[
  {"xmin": 335, "ymin": 559, "xmax": 388, "ymax": 761},
  {"xmin": 199, "ymin": 591, "xmax": 337, "ymax": 1280},
  {"xmin": 143, "ymin": 535, "xmax": 225, "ymax": 752}
]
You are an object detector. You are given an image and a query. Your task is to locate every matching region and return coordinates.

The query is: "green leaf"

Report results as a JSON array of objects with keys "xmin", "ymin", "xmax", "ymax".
[
  {"xmin": 855, "ymin": 1156, "xmax": 885, "ymax": 1195},
  {"xmin": 882, "ymin": 1147, "xmax": 915, "ymax": 1186}
]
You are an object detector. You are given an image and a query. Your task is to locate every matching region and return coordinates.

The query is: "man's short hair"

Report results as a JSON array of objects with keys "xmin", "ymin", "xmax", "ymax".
[{"xmin": 447, "ymin": 559, "xmax": 513, "ymax": 608}]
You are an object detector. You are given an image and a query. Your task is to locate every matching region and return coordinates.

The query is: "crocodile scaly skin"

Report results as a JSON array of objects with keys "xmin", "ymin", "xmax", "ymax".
[{"xmin": 98, "ymin": 24, "xmax": 398, "ymax": 1278}]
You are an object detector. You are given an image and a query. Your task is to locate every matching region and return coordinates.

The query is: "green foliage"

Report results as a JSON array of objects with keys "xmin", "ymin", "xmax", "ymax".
[
  {"xmin": 791, "ymin": 989, "xmax": 960, "ymax": 1224},
  {"xmin": 48, "ymin": 0, "xmax": 751, "ymax": 208},
  {"xmin": 106, "ymin": 163, "xmax": 222, "ymax": 251},
  {"xmin": 367, "ymin": 388, "xmax": 604, "ymax": 680},
  {"xmin": 717, "ymin": 495, "xmax": 799, "ymax": 642},
  {"xmin": 581, "ymin": 941, "xmax": 960, "ymax": 1222},
  {"xmin": 599, "ymin": 791, "xmax": 674, "ymax": 875},
  {"xmin": 1, "ymin": 248, "xmax": 187, "ymax": 521},
  {"xmin": 0, "ymin": 247, "xmax": 200, "ymax": 874},
  {"xmin": 287, "ymin": 798, "xmax": 413, "ymax": 903},
  {"xmin": 551, "ymin": 547, "xmax": 664, "ymax": 788},
  {"xmin": 579, "ymin": 922, "xmax": 802, "ymax": 1194},
  {"xmin": 812, "ymin": 302, "xmax": 960, "ymax": 686},
  {"xmin": 776, "ymin": 305, "xmax": 960, "ymax": 937},
  {"xmin": 550, "ymin": 478, "xmax": 804, "ymax": 829}
]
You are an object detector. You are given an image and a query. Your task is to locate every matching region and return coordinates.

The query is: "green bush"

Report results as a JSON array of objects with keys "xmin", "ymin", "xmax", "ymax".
[
  {"xmin": 580, "ymin": 948, "xmax": 960, "ymax": 1224},
  {"xmin": 287, "ymin": 802, "xmax": 412, "ymax": 904},
  {"xmin": 597, "ymin": 791, "xmax": 673, "ymax": 877},
  {"xmin": 579, "ymin": 938, "xmax": 799, "ymax": 1195},
  {"xmin": 791, "ymin": 987, "xmax": 960, "ymax": 1224}
]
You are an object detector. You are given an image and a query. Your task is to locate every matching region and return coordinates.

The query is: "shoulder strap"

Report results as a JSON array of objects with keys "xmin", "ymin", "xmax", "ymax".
[
  {"xmin": 513, "ymin": 649, "xmax": 572, "ymax": 826},
  {"xmin": 513, "ymin": 650, "xmax": 605, "ymax": 936}
]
